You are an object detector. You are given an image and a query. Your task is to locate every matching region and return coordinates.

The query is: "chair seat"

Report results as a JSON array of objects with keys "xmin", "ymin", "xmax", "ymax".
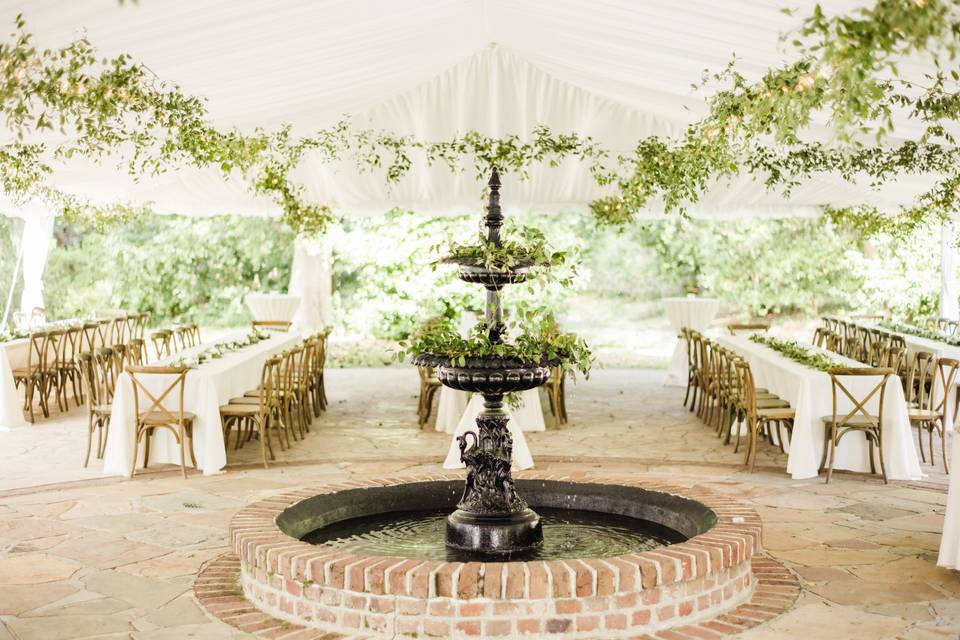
[
  {"xmin": 757, "ymin": 398, "xmax": 791, "ymax": 409},
  {"xmin": 759, "ymin": 407, "xmax": 796, "ymax": 420},
  {"xmin": 908, "ymin": 409, "xmax": 941, "ymax": 422},
  {"xmin": 756, "ymin": 392, "xmax": 779, "ymax": 399},
  {"xmin": 220, "ymin": 403, "xmax": 261, "ymax": 416},
  {"xmin": 821, "ymin": 415, "xmax": 880, "ymax": 428},
  {"xmin": 92, "ymin": 404, "xmax": 112, "ymax": 416},
  {"xmin": 11, "ymin": 366, "xmax": 41, "ymax": 378},
  {"xmin": 138, "ymin": 411, "xmax": 196, "ymax": 425},
  {"xmin": 229, "ymin": 396, "xmax": 263, "ymax": 405}
]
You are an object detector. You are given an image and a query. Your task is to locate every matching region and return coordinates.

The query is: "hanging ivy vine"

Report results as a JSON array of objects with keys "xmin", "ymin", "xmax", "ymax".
[{"xmin": 3, "ymin": 1, "xmax": 960, "ymax": 237}]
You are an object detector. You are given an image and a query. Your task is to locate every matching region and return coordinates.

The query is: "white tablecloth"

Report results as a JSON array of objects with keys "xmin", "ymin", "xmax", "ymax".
[
  {"xmin": 717, "ymin": 335, "xmax": 922, "ymax": 481},
  {"xmin": 102, "ymin": 330, "xmax": 300, "ymax": 477},
  {"xmin": 443, "ymin": 393, "xmax": 535, "ymax": 469},
  {"xmin": 0, "ymin": 338, "xmax": 29, "ymax": 430},
  {"xmin": 663, "ymin": 297, "xmax": 720, "ymax": 386},
  {"xmin": 938, "ymin": 434, "xmax": 960, "ymax": 568},
  {"xmin": 245, "ymin": 293, "xmax": 301, "ymax": 322},
  {"xmin": 435, "ymin": 388, "xmax": 545, "ymax": 434}
]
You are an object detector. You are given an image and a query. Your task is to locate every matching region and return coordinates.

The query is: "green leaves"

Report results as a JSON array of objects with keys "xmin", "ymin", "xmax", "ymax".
[{"xmin": 749, "ymin": 334, "xmax": 846, "ymax": 372}]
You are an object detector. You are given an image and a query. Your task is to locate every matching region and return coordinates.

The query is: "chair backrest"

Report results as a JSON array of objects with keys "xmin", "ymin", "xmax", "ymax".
[
  {"xmin": 127, "ymin": 339, "xmax": 148, "ymax": 366},
  {"xmin": 126, "ymin": 365, "xmax": 190, "ymax": 427},
  {"xmin": 186, "ymin": 323, "xmax": 201, "ymax": 346},
  {"xmin": 252, "ymin": 320, "xmax": 293, "ymax": 332},
  {"xmin": 96, "ymin": 319, "xmax": 112, "ymax": 348},
  {"xmin": 878, "ymin": 347, "xmax": 906, "ymax": 378},
  {"xmin": 135, "ymin": 312, "xmax": 150, "ymax": 339},
  {"xmin": 929, "ymin": 357, "xmax": 960, "ymax": 418},
  {"xmin": 733, "ymin": 359, "xmax": 758, "ymax": 420},
  {"xmin": 150, "ymin": 330, "xmax": 173, "ymax": 360},
  {"xmin": 173, "ymin": 326, "xmax": 193, "ymax": 350},
  {"xmin": 727, "ymin": 322, "xmax": 770, "ymax": 336},
  {"xmin": 94, "ymin": 347, "xmax": 117, "ymax": 400},
  {"xmin": 44, "ymin": 329, "xmax": 65, "ymax": 372},
  {"xmin": 297, "ymin": 339, "xmax": 314, "ymax": 393},
  {"xmin": 63, "ymin": 326, "xmax": 82, "ymax": 367},
  {"xmin": 113, "ymin": 343, "xmax": 129, "ymax": 373},
  {"xmin": 123, "ymin": 315, "xmax": 137, "ymax": 343},
  {"xmin": 827, "ymin": 367, "xmax": 894, "ymax": 430},
  {"xmin": 258, "ymin": 356, "xmax": 282, "ymax": 414},
  {"xmin": 25, "ymin": 331, "xmax": 50, "ymax": 371},
  {"xmin": 905, "ymin": 351, "xmax": 936, "ymax": 408},
  {"xmin": 80, "ymin": 322, "xmax": 99, "ymax": 353}
]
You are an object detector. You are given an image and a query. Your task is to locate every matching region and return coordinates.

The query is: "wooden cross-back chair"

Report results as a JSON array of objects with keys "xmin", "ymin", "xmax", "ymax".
[
  {"xmin": 127, "ymin": 339, "xmax": 148, "ymax": 366},
  {"xmin": 126, "ymin": 365, "xmax": 197, "ymax": 478},
  {"xmin": 315, "ymin": 327, "xmax": 332, "ymax": 412},
  {"xmin": 12, "ymin": 331, "xmax": 50, "ymax": 423},
  {"xmin": 545, "ymin": 365, "xmax": 568, "ymax": 429},
  {"xmin": 820, "ymin": 367, "xmax": 894, "ymax": 484},
  {"xmin": 221, "ymin": 356, "xmax": 280, "ymax": 469},
  {"xmin": 80, "ymin": 322, "xmax": 99, "ymax": 353},
  {"xmin": 93, "ymin": 348, "xmax": 118, "ymax": 403},
  {"xmin": 40, "ymin": 328, "xmax": 66, "ymax": 414},
  {"xmin": 841, "ymin": 322, "xmax": 862, "ymax": 361},
  {"xmin": 53, "ymin": 326, "xmax": 83, "ymax": 410},
  {"xmin": 733, "ymin": 359, "xmax": 794, "ymax": 471},
  {"xmin": 726, "ymin": 322, "xmax": 770, "ymax": 336},
  {"xmin": 681, "ymin": 328, "xmax": 697, "ymax": 410},
  {"xmin": 149, "ymin": 330, "xmax": 174, "ymax": 360},
  {"xmin": 417, "ymin": 366, "xmax": 442, "ymax": 429},
  {"xmin": 134, "ymin": 312, "xmax": 150, "ymax": 339},
  {"xmin": 908, "ymin": 357, "xmax": 958, "ymax": 473},
  {"xmin": 76, "ymin": 352, "xmax": 112, "ymax": 466},
  {"xmin": 812, "ymin": 327, "xmax": 841, "ymax": 353}
]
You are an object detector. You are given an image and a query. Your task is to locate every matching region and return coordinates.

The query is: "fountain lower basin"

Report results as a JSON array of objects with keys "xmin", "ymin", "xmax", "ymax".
[{"xmin": 230, "ymin": 473, "xmax": 761, "ymax": 639}]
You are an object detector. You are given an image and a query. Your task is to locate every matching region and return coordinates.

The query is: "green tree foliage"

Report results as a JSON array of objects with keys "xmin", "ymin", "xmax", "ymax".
[{"xmin": 43, "ymin": 215, "xmax": 293, "ymax": 326}]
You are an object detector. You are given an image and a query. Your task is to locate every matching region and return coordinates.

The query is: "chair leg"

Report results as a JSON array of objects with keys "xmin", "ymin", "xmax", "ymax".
[
  {"xmin": 258, "ymin": 417, "xmax": 269, "ymax": 469},
  {"xmin": 818, "ymin": 425, "xmax": 830, "ymax": 473},
  {"xmin": 24, "ymin": 380, "xmax": 35, "ymax": 423},
  {"xmin": 178, "ymin": 425, "xmax": 187, "ymax": 479},
  {"xmin": 868, "ymin": 438, "xmax": 876, "ymax": 475},
  {"xmin": 130, "ymin": 426, "xmax": 141, "ymax": 478},
  {"xmin": 825, "ymin": 432, "xmax": 837, "ymax": 484},
  {"xmin": 188, "ymin": 424, "xmax": 197, "ymax": 467},
  {"xmin": 940, "ymin": 421, "xmax": 950, "ymax": 474},
  {"xmin": 99, "ymin": 420, "xmax": 109, "ymax": 458},
  {"xmin": 143, "ymin": 430, "xmax": 151, "ymax": 468},
  {"xmin": 917, "ymin": 423, "xmax": 927, "ymax": 462},
  {"xmin": 84, "ymin": 413, "xmax": 94, "ymax": 467}
]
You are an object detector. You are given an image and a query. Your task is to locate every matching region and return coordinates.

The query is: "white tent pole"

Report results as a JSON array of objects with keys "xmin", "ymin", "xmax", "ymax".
[
  {"xmin": 1, "ymin": 234, "xmax": 24, "ymax": 329},
  {"xmin": 940, "ymin": 219, "xmax": 958, "ymax": 320}
]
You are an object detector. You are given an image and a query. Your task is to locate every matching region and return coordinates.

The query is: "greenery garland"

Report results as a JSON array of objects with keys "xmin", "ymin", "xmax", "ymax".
[
  {"xmin": 748, "ymin": 334, "xmax": 846, "ymax": 372},
  {"xmin": 5, "ymin": 1, "xmax": 960, "ymax": 239},
  {"xmin": 437, "ymin": 224, "xmax": 569, "ymax": 279},
  {"xmin": 879, "ymin": 319, "xmax": 960, "ymax": 347}
]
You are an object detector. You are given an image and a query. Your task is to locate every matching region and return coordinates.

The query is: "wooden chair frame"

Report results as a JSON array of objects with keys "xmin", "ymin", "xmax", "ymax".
[
  {"xmin": 820, "ymin": 367, "xmax": 894, "ymax": 483},
  {"xmin": 127, "ymin": 365, "xmax": 196, "ymax": 478},
  {"xmin": 12, "ymin": 331, "xmax": 50, "ymax": 423}
]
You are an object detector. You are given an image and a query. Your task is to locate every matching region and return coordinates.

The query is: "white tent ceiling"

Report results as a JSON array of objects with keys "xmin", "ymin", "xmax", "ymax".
[{"xmin": 0, "ymin": 0, "xmax": 939, "ymax": 219}]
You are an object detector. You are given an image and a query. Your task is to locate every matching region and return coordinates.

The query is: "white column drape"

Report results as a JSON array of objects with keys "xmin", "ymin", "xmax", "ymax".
[
  {"xmin": 941, "ymin": 220, "xmax": 958, "ymax": 319},
  {"xmin": 289, "ymin": 235, "xmax": 332, "ymax": 333},
  {"xmin": 18, "ymin": 212, "xmax": 55, "ymax": 315}
]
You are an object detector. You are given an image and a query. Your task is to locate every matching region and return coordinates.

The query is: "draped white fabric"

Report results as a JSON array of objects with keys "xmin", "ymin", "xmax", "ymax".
[
  {"xmin": 15, "ymin": 210, "xmax": 54, "ymax": 314},
  {"xmin": 0, "ymin": 0, "xmax": 938, "ymax": 219}
]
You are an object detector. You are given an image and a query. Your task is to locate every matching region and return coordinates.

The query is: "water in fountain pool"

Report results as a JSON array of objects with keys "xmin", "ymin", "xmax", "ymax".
[{"xmin": 301, "ymin": 507, "xmax": 687, "ymax": 561}]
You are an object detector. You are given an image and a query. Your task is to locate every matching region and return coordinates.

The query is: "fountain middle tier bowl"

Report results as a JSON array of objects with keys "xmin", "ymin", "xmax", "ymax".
[
  {"xmin": 436, "ymin": 359, "xmax": 550, "ymax": 394},
  {"xmin": 457, "ymin": 263, "xmax": 531, "ymax": 289}
]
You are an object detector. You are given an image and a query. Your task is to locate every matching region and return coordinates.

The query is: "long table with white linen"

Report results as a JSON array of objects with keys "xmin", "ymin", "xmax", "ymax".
[
  {"xmin": 716, "ymin": 334, "xmax": 922, "ymax": 481},
  {"xmin": 102, "ymin": 330, "xmax": 300, "ymax": 477},
  {"xmin": 0, "ymin": 338, "xmax": 29, "ymax": 429}
]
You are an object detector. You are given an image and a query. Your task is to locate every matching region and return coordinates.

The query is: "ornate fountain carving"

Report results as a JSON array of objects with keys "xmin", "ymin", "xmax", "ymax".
[{"xmin": 413, "ymin": 167, "xmax": 547, "ymax": 555}]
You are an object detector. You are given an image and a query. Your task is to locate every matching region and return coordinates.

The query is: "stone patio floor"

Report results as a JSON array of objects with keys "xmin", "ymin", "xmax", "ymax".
[{"xmin": 0, "ymin": 367, "xmax": 957, "ymax": 639}]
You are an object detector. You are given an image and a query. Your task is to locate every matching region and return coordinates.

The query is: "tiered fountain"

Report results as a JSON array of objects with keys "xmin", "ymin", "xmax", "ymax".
[
  {"xmin": 227, "ymin": 169, "xmax": 767, "ymax": 639},
  {"xmin": 413, "ymin": 167, "xmax": 548, "ymax": 556}
]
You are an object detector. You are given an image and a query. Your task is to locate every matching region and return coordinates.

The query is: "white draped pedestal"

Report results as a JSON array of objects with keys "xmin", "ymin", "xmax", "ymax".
[
  {"xmin": 938, "ymin": 434, "xmax": 960, "ymax": 569},
  {"xmin": 663, "ymin": 297, "xmax": 720, "ymax": 386},
  {"xmin": 716, "ymin": 334, "xmax": 922, "ymax": 481},
  {"xmin": 245, "ymin": 293, "xmax": 302, "ymax": 323},
  {"xmin": 440, "ymin": 390, "xmax": 543, "ymax": 470},
  {"xmin": 0, "ymin": 338, "xmax": 29, "ymax": 430},
  {"xmin": 102, "ymin": 330, "xmax": 300, "ymax": 477}
]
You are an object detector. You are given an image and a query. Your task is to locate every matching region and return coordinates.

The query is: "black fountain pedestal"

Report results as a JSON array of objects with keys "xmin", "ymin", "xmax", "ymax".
[{"xmin": 414, "ymin": 167, "xmax": 549, "ymax": 556}]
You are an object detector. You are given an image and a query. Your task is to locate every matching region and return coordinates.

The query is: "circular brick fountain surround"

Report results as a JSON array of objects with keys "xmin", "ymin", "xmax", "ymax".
[{"xmin": 229, "ymin": 473, "xmax": 762, "ymax": 639}]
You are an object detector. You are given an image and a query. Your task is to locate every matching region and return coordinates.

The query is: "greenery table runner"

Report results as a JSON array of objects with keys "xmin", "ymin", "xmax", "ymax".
[
  {"xmin": 748, "ymin": 334, "xmax": 848, "ymax": 373},
  {"xmin": 877, "ymin": 320, "xmax": 960, "ymax": 348}
]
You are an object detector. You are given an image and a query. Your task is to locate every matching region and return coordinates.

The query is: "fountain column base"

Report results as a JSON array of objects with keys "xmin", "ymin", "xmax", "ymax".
[{"xmin": 446, "ymin": 507, "xmax": 543, "ymax": 555}]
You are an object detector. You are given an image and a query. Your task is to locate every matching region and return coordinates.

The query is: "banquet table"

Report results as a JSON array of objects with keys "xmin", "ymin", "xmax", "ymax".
[
  {"xmin": 716, "ymin": 334, "xmax": 922, "ymax": 481},
  {"xmin": 663, "ymin": 297, "xmax": 720, "ymax": 386},
  {"xmin": 102, "ymin": 329, "xmax": 300, "ymax": 477},
  {"xmin": 0, "ymin": 338, "xmax": 29, "ymax": 430},
  {"xmin": 245, "ymin": 293, "xmax": 301, "ymax": 322}
]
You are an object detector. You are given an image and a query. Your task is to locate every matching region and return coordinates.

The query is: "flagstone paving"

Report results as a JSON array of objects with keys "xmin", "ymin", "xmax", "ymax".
[{"xmin": 0, "ymin": 367, "xmax": 957, "ymax": 639}]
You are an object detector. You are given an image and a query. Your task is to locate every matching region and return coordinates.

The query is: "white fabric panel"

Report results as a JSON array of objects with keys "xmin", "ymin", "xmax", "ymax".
[
  {"xmin": 662, "ymin": 297, "xmax": 720, "ymax": 386},
  {"xmin": 0, "ymin": 0, "xmax": 939, "ymax": 217},
  {"xmin": 0, "ymin": 338, "xmax": 28, "ymax": 430},
  {"xmin": 17, "ymin": 212, "xmax": 54, "ymax": 314}
]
